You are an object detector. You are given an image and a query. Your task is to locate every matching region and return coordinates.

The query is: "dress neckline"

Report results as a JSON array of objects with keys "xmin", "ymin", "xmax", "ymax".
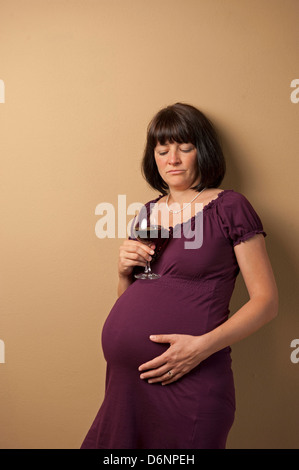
[{"xmin": 148, "ymin": 189, "xmax": 234, "ymax": 232}]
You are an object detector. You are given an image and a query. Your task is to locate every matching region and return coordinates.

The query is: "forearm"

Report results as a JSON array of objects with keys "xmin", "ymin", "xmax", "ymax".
[
  {"xmin": 117, "ymin": 273, "xmax": 134, "ymax": 297},
  {"xmin": 138, "ymin": 296, "xmax": 278, "ymax": 385},
  {"xmin": 201, "ymin": 296, "xmax": 278, "ymax": 358}
]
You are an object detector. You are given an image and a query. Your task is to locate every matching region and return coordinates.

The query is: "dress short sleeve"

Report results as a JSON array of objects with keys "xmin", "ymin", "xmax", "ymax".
[{"xmin": 217, "ymin": 190, "xmax": 267, "ymax": 247}]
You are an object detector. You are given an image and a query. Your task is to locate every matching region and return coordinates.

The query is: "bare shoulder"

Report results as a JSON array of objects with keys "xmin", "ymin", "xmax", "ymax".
[{"xmin": 201, "ymin": 188, "xmax": 225, "ymax": 205}]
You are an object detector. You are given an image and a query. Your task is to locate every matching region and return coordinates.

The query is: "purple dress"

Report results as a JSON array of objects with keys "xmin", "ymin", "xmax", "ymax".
[{"xmin": 81, "ymin": 190, "xmax": 266, "ymax": 449}]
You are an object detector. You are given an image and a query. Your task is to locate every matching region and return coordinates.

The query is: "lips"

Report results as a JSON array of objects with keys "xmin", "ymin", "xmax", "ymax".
[{"xmin": 167, "ymin": 170, "xmax": 185, "ymax": 174}]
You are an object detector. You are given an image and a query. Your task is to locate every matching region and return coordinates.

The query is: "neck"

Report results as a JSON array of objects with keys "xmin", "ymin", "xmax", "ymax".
[{"xmin": 167, "ymin": 188, "xmax": 199, "ymax": 205}]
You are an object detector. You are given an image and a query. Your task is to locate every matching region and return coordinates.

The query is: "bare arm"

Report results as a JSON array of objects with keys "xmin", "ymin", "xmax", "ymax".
[
  {"xmin": 201, "ymin": 233, "xmax": 279, "ymax": 356},
  {"xmin": 117, "ymin": 274, "xmax": 134, "ymax": 297},
  {"xmin": 138, "ymin": 234, "xmax": 279, "ymax": 384}
]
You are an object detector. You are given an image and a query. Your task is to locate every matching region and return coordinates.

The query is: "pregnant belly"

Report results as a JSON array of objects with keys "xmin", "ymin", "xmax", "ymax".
[{"xmin": 101, "ymin": 277, "xmax": 212, "ymax": 370}]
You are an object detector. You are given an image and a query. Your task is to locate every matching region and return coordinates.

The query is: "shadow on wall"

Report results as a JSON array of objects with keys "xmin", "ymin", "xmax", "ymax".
[{"xmin": 219, "ymin": 132, "xmax": 299, "ymax": 449}]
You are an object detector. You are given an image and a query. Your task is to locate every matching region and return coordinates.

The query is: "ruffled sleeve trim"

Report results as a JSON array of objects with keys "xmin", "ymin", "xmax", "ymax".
[{"xmin": 232, "ymin": 229, "xmax": 267, "ymax": 247}]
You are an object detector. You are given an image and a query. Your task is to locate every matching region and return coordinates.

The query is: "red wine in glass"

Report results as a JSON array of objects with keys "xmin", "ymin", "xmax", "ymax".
[{"xmin": 133, "ymin": 213, "xmax": 169, "ymax": 279}]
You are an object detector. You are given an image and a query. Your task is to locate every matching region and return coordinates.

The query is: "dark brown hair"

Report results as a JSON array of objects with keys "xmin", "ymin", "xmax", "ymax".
[{"xmin": 141, "ymin": 102, "xmax": 226, "ymax": 195}]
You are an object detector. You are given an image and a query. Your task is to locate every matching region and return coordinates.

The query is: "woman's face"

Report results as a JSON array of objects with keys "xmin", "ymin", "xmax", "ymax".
[{"xmin": 154, "ymin": 141, "xmax": 200, "ymax": 191}]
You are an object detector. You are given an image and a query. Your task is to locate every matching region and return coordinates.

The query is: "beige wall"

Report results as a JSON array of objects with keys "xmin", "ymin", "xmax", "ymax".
[{"xmin": 0, "ymin": 0, "xmax": 298, "ymax": 449}]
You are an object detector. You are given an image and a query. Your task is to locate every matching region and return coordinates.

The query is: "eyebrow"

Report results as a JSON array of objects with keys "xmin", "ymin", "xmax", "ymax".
[
  {"xmin": 155, "ymin": 144, "xmax": 169, "ymax": 150},
  {"xmin": 155, "ymin": 142, "xmax": 192, "ymax": 149}
]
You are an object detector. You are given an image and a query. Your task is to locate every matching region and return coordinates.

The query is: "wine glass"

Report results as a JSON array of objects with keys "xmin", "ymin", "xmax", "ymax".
[{"xmin": 132, "ymin": 205, "xmax": 169, "ymax": 280}]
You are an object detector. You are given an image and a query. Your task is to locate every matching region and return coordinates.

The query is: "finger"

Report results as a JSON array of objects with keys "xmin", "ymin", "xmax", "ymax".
[
  {"xmin": 149, "ymin": 334, "xmax": 176, "ymax": 344},
  {"xmin": 127, "ymin": 252, "xmax": 153, "ymax": 263},
  {"xmin": 140, "ymin": 364, "xmax": 170, "ymax": 380},
  {"xmin": 121, "ymin": 247, "xmax": 155, "ymax": 263},
  {"xmin": 128, "ymin": 244, "xmax": 155, "ymax": 256},
  {"xmin": 122, "ymin": 260, "xmax": 147, "ymax": 268},
  {"xmin": 161, "ymin": 372, "xmax": 183, "ymax": 386},
  {"xmin": 124, "ymin": 240, "xmax": 156, "ymax": 254},
  {"xmin": 147, "ymin": 369, "xmax": 177, "ymax": 384},
  {"xmin": 138, "ymin": 351, "xmax": 168, "ymax": 372},
  {"xmin": 120, "ymin": 250, "xmax": 152, "ymax": 265}
]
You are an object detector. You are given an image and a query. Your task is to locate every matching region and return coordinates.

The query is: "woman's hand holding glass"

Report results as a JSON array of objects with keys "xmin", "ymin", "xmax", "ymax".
[{"xmin": 118, "ymin": 239, "xmax": 156, "ymax": 278}]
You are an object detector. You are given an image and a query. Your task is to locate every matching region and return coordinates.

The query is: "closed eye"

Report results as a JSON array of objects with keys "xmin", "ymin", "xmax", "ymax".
[{"xmin": 155, "ymin": 145, "xmax": 194, "ymax": 156}]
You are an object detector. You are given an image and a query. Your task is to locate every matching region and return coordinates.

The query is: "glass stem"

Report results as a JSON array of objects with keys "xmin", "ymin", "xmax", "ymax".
[{"xmin": 146, "ymin": 262, "xmax": 152, "ymax": 274}]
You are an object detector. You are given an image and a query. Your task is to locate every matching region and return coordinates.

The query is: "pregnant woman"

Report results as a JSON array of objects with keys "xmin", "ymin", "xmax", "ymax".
[{"xmin": 80, "ymin": 103, "xmax": 278, "ymax": 449}]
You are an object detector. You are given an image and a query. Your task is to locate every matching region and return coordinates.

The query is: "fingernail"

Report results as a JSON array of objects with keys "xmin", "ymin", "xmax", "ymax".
[{"xmin": 150, "ymin": 250, "xmax": 154, "ymax": 254}]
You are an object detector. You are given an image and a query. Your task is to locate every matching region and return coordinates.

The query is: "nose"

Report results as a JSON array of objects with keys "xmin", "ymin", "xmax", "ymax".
[{"xmin": 167, "ymin": 146, "xmax": 181, "ymax": 165}]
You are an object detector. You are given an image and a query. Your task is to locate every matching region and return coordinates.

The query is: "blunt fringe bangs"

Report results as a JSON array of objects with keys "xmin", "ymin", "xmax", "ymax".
[{"xmin": 141, "ymin": 103, "xmax": 226, "ymax": 195}]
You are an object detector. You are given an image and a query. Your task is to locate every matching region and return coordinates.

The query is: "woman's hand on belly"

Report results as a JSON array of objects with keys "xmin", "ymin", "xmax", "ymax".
[{"xmin": 138, "ymin": 334, "xmax": 209, "ymax": 385}]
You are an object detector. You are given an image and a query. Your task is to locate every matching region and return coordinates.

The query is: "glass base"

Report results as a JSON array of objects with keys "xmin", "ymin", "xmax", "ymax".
[{"xmin": 134, "ymin": 272, "xmax": 161, "ymax": 280}]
